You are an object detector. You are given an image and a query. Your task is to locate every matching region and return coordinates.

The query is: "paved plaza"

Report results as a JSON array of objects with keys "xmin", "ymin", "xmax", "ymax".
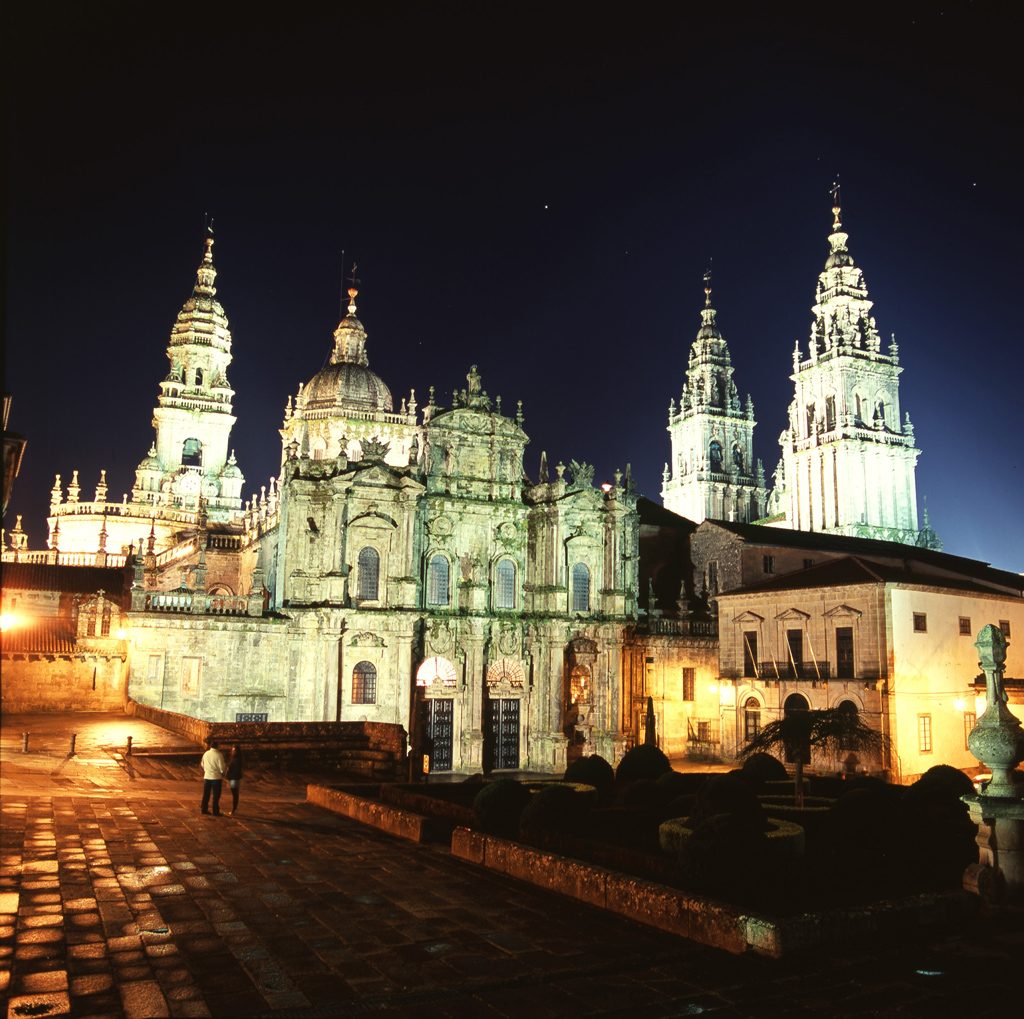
[{"xmin": 1, "ymin": 714, "xmax": 1021, "ymax": 1017}]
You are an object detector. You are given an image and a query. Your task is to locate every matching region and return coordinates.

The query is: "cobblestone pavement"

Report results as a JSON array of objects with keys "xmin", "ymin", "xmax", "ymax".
[{"xmin": 2, "ymin": 714, "xmax": 1022, "ymax": 1017}]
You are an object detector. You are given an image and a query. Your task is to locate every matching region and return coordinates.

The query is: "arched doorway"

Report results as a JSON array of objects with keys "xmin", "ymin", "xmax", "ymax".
[
  {"xmin": 416, "ymin": 656, "xmax": 457, "ymax": 772},
  {"xmin": 783, "ymin": 693, "xmax": 810, "ymax": 764}
]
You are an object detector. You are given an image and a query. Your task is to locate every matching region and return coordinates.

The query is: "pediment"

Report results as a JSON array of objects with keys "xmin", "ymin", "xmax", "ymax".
[
  {"xmin": 775, "ymin": 607, "xmax": 811, "ymax": 622},
  {"xmin": 823, "ymin": 603, "xmax": 863, "ymax": 620},
  {"xmin": 733, "ymin": 611, "xmax": 765, "ymax": 624},
  {"xmin": 349, "ymin": 510, "xmax": 399, "ymax": 529}
]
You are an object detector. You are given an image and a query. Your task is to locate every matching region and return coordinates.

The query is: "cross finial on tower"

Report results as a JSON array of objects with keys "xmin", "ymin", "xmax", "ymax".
[
  {"xmin": 703, "ymin": 260, "xmax": 713, "ymax": 307},
  {"xmin": 346, "ymin": 261, "xmax": 360, "ymax": 314},
  {"xmin": 830, "ymin": 178, "xmax": 842, "ymax": 230}
]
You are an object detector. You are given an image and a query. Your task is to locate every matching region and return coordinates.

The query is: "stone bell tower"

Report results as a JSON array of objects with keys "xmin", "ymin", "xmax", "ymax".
[
  {"xmin": 662, "ymin": 274, "xmax": 765, "ymax": 523},
  {"xmin": 773, "ymin": 187, "xmax": 936, "ymax": 547}
]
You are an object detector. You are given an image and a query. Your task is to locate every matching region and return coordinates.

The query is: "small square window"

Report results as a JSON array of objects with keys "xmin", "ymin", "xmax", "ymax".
[
  {"xmin": 959, "ymin": 617, "xmax": 972, "ymax": 637},
  {"xmin": 913, "ymin": 613, "xmax": 927, "ymax": 633},
  {"xmin": 763, "ymin": 555, "xmax": 775, "ymax": 575},
  {"xmin": 918, "ymin": 714, "xmax": 932, "ymax": 753},
  {"xmin": 1000, "ymin": 620, "xmax": 1012, "ymax": 638}
]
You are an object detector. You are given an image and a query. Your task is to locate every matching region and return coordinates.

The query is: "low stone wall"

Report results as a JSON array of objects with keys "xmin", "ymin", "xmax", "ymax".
[
  {"xmin": 307, "ymin": 785, "xmax": 439, "ymax": 842},
  {"xmin": 126, "ymin": 700, "xmax": 407, "ymax": 779},
  {"xmin": 450, "ymin": 827, "xmax": 966, "ymax": 958},
  {"xmin": 126, "ymin": 701, "xmax": 212, "ymax": 745},
  {"xmin": 2, "ymin": 656, "xmax": 126, "ymax": 713}
]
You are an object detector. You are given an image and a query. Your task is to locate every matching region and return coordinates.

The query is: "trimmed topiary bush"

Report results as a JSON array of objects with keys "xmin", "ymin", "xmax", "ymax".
[
  {"xmin": 564, "ymin": 754, "xmax": 615, "ymax": 803},
  {"xmin": 615, "ymin": 745, "xmax": 672, "ymax": 783},
  {"xmin": 691, "ymin": 773, "xmax": 767, "ymax": 829},
  {"xmin": 676, "ymin": 812, "xmax": 768, "ymax": 898},
  {"xmin": 660, "ymin": 815, "xmax": 805, "ymax": 860},
  {"xmin": 741, "ymin": 752, "xmax": 789, "ymax": 787},
  {"xmin": 472, "ymin": 779, "xmax": 531, "ymax": 838},
  {"xmin": 519, "ymin": 783, "xmax": 592, "ymax": 842},
  {"xmin": 620, "ymin": 778, "xmax": 661, "ymax": 809},
  {"xmin": 913, "ymin": 764, "xmax": 975, "ymax": 800}
]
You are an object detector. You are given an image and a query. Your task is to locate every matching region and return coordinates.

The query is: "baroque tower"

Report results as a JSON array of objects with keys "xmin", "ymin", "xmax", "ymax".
[
  {"xmin": 47, "ymin": 230, "xmax": 245, "ymax": 557},
  {"xmin": 772, "ymin": 190, "xmax": 936, "ymax": 546},
  {"xmin": 662, "ymin": 276, "xmax": 765, "ymax": 523}
]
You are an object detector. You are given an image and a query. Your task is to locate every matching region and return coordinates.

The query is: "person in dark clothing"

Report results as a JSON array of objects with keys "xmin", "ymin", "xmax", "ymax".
[{"xmin": 226, "ymin": 744, "xmax": 244, "ymax": 815}]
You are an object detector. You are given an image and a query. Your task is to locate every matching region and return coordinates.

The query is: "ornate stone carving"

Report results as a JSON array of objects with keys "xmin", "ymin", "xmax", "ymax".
[{"xmin": 350, "ymin": 631, "xmax": 385, "ymax": 647}]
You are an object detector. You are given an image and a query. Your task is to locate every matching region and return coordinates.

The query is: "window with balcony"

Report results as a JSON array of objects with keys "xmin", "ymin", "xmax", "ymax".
[{"xmin": 682, "ymin": 668, "xmax": 695, "ymax": 702}]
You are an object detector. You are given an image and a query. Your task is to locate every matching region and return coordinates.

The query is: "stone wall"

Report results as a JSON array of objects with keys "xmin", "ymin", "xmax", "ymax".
[
  {"xmin": 126, "ymin": 699, "xmax": 407, "ymax": 778},
  {"xmin": 1, "ymin": 655, "xmax": 126, "ymax": 713}
]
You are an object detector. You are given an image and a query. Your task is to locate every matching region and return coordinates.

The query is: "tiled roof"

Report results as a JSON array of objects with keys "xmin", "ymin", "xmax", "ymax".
[
  {"xmin": 1, "ymin": 562, "xmax": 130, "ymax": 598},
  {"xmin": 1, "ymin": 618, "xmax": 78, "ymax": 656},
  {"xmin": 700, "ymin": 520, "xmax": 1024, "ymax": 592},
  {"xmin": 723, "ymin": 555, "xmax": 1024, "ymax": 598}
]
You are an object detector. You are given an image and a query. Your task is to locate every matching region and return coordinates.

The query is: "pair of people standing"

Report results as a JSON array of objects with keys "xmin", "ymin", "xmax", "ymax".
[{"xmin": 200, "ymin": 739, "xmax": 244, "ymax": 816}]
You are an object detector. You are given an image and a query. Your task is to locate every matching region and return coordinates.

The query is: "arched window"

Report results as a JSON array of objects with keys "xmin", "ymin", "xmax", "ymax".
[
  {"xmin": 195, "ymin": 368, "xmax": 204, "ymax": 387},
  {"xmin": 352, "ymin": 661, "xmax": 377, "ymax": 704},
  {"xmin": 825, "ymin": 395, "xmax": 836, "ymax": 431},
  {"xmin": 571, "ymin": 563, "xmax": 590, "ymax": 612},
  {"xmin": 426, "ymin": 554, "xmax": 450, "ymax": 606},
  {"xmin": 783, "ymin": 693, "xmax": 810, "ymax": 763},
  {"xmin": 732, "ymin": 445, "xmax": 743, "ymax": 472},
  {"xmin": 743, "ymin": 697, "xmax": 761, "ymax": 742},
  {"xmin": 875, "ymin": 399, "xmax": 886, "ymax": 428},
  {"xmin": 181, "ymin": 438, "xmax": 202, "ymax": 467},
  {"xmin": 806, "ymin": 404, "xmax": 816, "ymax": 437},
  {"xmin": 494, "ymin": 558, "xmax": 516, "ymax": 609},
  {"xmin": 854, "ymin": 393, "xmax": 863, "ymax": 422},
  {"xmin": 708, "ymin": 440, "xmax": 723, "ymax": 471},
  {"xmin": 837, "ymin": 699, "xmax": 859, "ymax": 750},
  {"xmin": 357, "ymin": 547, "xmax": 380, "ymax": 601}
]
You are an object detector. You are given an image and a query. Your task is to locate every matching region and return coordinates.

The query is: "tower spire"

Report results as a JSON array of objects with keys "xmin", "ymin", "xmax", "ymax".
[{"xmin": 830, "ymin": 178, "xmax": 842, "ymax": 230}]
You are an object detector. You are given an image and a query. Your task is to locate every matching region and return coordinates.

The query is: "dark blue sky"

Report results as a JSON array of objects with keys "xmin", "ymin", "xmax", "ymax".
[{"xmin": 6, "ymin": 3, "xmax": 1022, "ymax": 570}]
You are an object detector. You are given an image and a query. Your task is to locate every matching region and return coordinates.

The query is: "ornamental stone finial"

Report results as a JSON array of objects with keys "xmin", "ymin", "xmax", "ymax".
[{"xmin": 968, "ymin": 624, "xmax": 1024, "ymax": 798}]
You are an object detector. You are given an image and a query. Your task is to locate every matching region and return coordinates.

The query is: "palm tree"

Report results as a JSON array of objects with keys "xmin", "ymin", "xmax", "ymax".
[{"xmin": 739, "ymin": 706, "xmax": 886, "ymax": 806}]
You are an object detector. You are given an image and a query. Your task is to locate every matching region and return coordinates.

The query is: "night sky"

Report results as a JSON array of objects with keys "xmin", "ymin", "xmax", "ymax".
[{"xmin": 6, "ymin": 4, "xmax": 1022, "ymax": 570}]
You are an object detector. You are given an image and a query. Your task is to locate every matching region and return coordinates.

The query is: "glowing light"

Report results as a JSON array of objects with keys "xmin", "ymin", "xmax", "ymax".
[
  {"xmin": 0, "ymin": 613, "xmax": 21, "ymax": 632},
  {"xmin": 708, "ymin": 682, "xmax": 718, "ymax": 694},
  {"xmin": 954, "ymin": 697, "xmax": 966, "ymax": 712},
  {"xmin": 600, "ymin": 482, "xmax": 613, "ymax": 493}
]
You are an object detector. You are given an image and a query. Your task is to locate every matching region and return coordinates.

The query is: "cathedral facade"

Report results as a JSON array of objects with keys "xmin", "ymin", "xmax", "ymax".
[{"xmin": 122, "ymin": 273, "xmax": 641, "ymax": 774}]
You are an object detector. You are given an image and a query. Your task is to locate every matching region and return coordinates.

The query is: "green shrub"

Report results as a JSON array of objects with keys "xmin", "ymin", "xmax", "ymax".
[
  {"xmin": 519, "ymin": 783, "xmax": 592, "ymax": 842},
  {"xmin": 677, "ymin": 812, "xmax": 768, "ymax": 897},
  {"xmin": 691, "ymin": 774, "xmax": 767, "ymax": 829},
  {"xmin": 620, "ymin": 778, "xmax": 661, "ymax": 809},
  {"xmin": 913, "ymin": 764, "xmax": 975, "ymax": 800},
  {"xmin": 472, "ymin": 779, "xmax": 531, "ymax": 838},
  {"xmin": 564, "ymin": 754, "xmax": 615, "ymax": 802},
  {"xmin": 741, "ymin": 753, "xmax": 789, "ymax": 787},
  {"xmin": 660, "ymin": 815, "xmax": 805, "ymax": 859},
  {"xmin": 655, "ymin": 771, "xmax": 704, "ymax": 797},
  {"xmin": 616, "ymin": 745, "xmax": 672, "ymax": 783}
]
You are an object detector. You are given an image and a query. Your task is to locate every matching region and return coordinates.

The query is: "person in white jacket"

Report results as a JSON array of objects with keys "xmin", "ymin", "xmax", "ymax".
[{"xmin": 200, "ymin": 739, "xmax": 227, "ymax": 816}]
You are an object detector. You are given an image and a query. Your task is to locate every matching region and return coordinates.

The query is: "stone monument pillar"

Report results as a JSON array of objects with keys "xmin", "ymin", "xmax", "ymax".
[{"xmin": 963, "ymin": 624, "xmax": 1024, "ymax": 903}]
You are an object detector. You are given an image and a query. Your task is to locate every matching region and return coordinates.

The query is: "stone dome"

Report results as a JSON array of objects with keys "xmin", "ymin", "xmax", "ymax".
[
  {"xmin": 299, "ymin": 290, "xmax": 393, "ymax": 414},
  {"xmin": 302, "ymin": 361, "xmax": 394, "ymax": 413}
]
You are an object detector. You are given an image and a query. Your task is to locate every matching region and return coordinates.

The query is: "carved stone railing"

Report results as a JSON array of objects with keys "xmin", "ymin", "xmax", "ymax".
[
  {"xmin": 1, "ymin": 549, "xmax": 128, "ymax": 567},
  {"xmin": 644, "ymin": 617, "xmax": 718, "ymax": 638},
  {"xmin": 132, "ymin": 587, "xmax": 264, "ymax": 617}
]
